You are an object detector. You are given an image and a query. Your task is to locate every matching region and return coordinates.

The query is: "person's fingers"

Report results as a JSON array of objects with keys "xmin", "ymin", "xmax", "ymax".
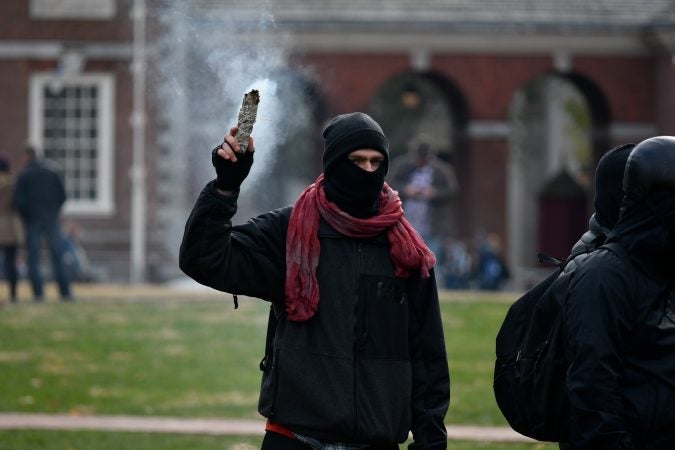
[
  {"xmin": 225, "ymin": 126, "xmax": 253, "ymax": 154},
  {"xmin": 217, "ymin": 144, "xmax": 237, "ymax": 162},
  {"xmin": 224, "ymin": 134, "xmax": 241, "ymax": 153}
]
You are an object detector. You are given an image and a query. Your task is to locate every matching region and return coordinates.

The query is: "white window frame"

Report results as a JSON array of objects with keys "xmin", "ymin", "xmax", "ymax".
[
  {"xmin": 30, "ymin": 0, "xmax": 116, "ymax": 20},
  {"xmin": 29, "ymin": 72, "xmax": 115, "ymax": 215}
]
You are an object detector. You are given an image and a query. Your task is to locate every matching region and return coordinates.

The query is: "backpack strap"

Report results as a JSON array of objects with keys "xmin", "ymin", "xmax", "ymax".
[
  {"xmin": 537, "ymin": 241, "xmax": 592, "ymax": 271},
  {"xmin": 537, "ymin": 252, "xmax": 566, "ymax": 267}
]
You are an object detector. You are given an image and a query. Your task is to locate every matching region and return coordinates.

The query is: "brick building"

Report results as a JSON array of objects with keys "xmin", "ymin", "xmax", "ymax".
[{"xmin": 1, "ymin": 0, "xmax": 674, "ymax": 286}]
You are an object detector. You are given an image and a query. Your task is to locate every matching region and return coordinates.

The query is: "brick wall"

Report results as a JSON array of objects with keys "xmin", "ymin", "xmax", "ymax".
[
  {"xmin": 289, "ymin": 51, "xmax": 668, "ymax": 261},
  {"xmin": 0, "ymin": 0, "xmax": 132, "ymax": 41},
  {"xmin": 573, "ymin": 56, "xmax": 655, "ymax": 122}
]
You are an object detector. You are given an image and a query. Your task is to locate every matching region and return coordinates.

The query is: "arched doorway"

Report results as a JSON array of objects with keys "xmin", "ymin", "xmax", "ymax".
[
  {"xmin": 507, "ymin": 72, "xmax": 610, "ymax": 286},
  {"xmin": 367, "ymin": 71, "xmax": 469, "ymax": 237},
  {"xmin": 368, "ymin": 71, "xmax": 468, "ymax": 161}
]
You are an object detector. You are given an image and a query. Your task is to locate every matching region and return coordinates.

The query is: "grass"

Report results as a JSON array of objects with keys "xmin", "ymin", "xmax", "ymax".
[
  {"xmin": 0, "ymin": 287, "xmax": 558, "ymax": 449},
  {"xmin": 0, "ymin": 297, "xmax": 267, "ymax": 418},
  {"xmin": 443, "ymin": 296, "xmax": 515, "ymax": 424}
]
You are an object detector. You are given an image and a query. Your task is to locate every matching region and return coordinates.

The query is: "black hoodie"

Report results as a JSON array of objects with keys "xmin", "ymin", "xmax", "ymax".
[{"xmin": 563, "ymin": 192, "xmax": 675, "ymax": 450}]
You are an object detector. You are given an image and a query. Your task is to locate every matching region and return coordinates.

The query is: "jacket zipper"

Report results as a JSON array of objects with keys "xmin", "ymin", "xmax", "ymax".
[
  {"xmin": 269, "ymin": 347, "xmax": 280, "ymax": 423},
  {"xmin": 352, "ymin": 242, "xmax": 363, "ymax": 440}
]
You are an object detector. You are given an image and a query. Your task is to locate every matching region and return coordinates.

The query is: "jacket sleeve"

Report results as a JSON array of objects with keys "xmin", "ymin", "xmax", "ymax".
[
  {"xmin": 179, "ymin": 182, "xmax": 288, "ymax": 302},
  {"xmin": 430, "ymin": 161, "xmax": 458, "ymax": 202},
  {"xmin": 12, "ymin": 174, "xmax": 27, "ymax": 218},
  {"xmin": 564, "ymin": 251, "xmax": 635, "ymax": 450},
  {"xmin": 407, "ymin": 269, "xmax": 450, "ymax": 450}
]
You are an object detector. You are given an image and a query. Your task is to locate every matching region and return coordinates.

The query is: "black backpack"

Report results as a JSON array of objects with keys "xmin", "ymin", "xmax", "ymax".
[{"xmin": 493, "ymin": 243, "xmax": 629, "ymax": 442}]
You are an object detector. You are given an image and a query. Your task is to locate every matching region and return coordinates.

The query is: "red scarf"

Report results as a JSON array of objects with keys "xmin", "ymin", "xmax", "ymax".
[{"xmin": 285, "ymin": 174, "xmax": 436, "ymax": 322}]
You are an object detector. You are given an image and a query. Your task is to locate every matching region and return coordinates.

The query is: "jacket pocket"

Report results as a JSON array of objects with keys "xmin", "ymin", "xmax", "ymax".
[{"xmin": 356, "ymin": 275, "xmax": 409, "ymax": 360}]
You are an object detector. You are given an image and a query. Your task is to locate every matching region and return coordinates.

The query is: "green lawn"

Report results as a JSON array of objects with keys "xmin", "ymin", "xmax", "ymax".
[
  {"xmin": 0, "ymin": 289, "xmax": 557, "ymax": 449},
  {"xmin": 0, "ymin": 298, "xmax": 267, "ymax": 418}
]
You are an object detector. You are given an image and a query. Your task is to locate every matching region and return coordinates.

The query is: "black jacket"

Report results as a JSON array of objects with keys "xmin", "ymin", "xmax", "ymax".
[
  {"xmin": 563, "ymin": 198, "xmax": 675, "ymax": 450},
  {"xmin": 179, "ymin": 182, "xmax": 450, "ymax": 448},
  {"xmin": 13, "ymin": 159, "xmax": 66, "ymax": 224}
]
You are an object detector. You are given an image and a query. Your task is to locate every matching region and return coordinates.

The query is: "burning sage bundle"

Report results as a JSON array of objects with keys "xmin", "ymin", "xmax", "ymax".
[{"xmin": 233, "ymin": 89, "xmax": 260, "ymax": 153}]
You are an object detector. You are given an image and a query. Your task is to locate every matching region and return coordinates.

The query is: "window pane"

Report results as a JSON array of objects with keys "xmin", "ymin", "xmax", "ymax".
[{"xmin": 40, "ymin": 81, "xmax": 101, "ymax": 204}]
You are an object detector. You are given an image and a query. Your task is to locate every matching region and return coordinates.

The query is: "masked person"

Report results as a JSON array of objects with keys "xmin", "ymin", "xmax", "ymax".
[
  {"xmin": 180, "ymin": 112, "xmax": 450, "ymax": 450},
  {"xmin": 565, "ymin": 143, "xmax": 634, "ymax": 269},
  {"xmin": 563, "ymin": 136, "xmax": 675, "ymax": 450},
  {"xmin": 548, "ymin": 144, "xmax": 633, "ymax": 450}
]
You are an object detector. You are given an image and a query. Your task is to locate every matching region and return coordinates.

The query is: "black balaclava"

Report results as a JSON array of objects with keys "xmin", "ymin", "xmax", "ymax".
[
  {"xmin": 321, "ymin": 112, "xmax": 389, "ymax": 218},
  {"xmin": 593, "ymin": 143, "xmax": 634, "ymax": 230}
]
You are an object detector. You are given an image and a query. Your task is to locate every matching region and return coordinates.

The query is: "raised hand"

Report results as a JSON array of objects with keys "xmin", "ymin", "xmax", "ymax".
[{"xmin": 212, "ymin": 126, "xmax": 255, "ymax": 192}]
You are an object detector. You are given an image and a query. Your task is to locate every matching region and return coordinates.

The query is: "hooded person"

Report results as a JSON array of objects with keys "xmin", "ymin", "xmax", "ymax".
[
  {"xmin": 321, "ymin": 112, "xmax": 390, "ymax": 218},
  {"xmin": 180, "ymin": 112, "xmax": 450, "ymax": 449},
  {"xmin": 568, "ymin": 143, "xmax": 634, "ymax": 257},
  {"xmin": 562, "ymin": 136, "xmax": 675, "ymax": 450}
]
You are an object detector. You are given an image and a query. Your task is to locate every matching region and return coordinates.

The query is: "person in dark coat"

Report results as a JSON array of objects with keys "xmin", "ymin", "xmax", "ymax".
[
  {"xmin": 13, "ymin": 147, "xmax": 71, "ymax": 301},
  {"xmin": 563, "ymin": 136, "xmax": 675, "ymax": 450},
  {"xmin": 180, "ymin": 112, "xmax": 450, "ymax": 449},
  {"xmin": 548, "ymin": 144, "xmax": 633, "ymax": 450}
]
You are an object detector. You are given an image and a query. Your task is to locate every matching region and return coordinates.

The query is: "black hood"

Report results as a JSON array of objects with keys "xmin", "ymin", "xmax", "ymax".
[
  {"xmin": 322, "ymin": 112, "xmax": 389, "ymax": 175},
  {"xmin": 593, "ymin": 143, "xmax": 634, "ymax": 230},
  {"xmin": 608, "ymin": 189, "xmax": 675, "ymax": 279}
]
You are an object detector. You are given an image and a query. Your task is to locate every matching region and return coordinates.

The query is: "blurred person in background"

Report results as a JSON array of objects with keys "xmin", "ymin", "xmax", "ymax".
[
  {"xmin": 180, "ymin": 112, "xmax": 449, "ymax": 450},
  {"xmin": 13, "ymin": 147, "xmax": 71, "ymax": 301},
  {"xmin": 0, "ymin": 152, "xmax": 22, "ymax": 302},
  {"xmin": 61, "ymin": 219, "xmax": 92, "ymax": 282},
  {"xmin": 441, "ymin": 237, "xmax": 472, "ymax": 289},
  {"xmin": 389, "ymin": 135, "xmax": 458, "ymax": 264},
  {"xmin": 474, "ymin": 232, "xmax": 509, "ymax": 290}
]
